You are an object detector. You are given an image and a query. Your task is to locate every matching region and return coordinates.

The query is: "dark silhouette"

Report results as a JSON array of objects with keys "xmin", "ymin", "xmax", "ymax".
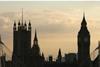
[
  {"xmin": 0, "ymin": 13, "xmax": 99, "ymax": 67},
  {"xmin": 93, "ymin": 42, "xmax": 100, "ymax": 67},
  {"xmin": 12, "ymin": 20, "xmax": 32, "ymax": 67},
  {"xmin": 77, "ymin": 14, "xmax": 92, "ymax": 67},
  {"xmin": 56, "ymin": 48, "xmax": 62, "ymax": 63}
]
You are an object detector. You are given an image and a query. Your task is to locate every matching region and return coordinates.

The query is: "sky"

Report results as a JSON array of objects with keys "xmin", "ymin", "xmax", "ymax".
[
  {"xmin": 1, "ymin": 0, "xmax": 100, "ymax": 1},
  {"xmin": 0, "ymin": 1, "xmax": 100, "ymax": 60}
]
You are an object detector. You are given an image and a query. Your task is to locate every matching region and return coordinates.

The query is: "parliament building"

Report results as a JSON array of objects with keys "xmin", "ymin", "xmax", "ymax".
[{"xmin": 0, "ymin": 13, "xmax": 99, "ymax": 67}]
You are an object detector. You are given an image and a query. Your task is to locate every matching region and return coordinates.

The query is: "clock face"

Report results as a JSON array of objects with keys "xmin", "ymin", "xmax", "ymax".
[
  {"xmin": 84, "ymin": 37, "xmax": 88, "ymax": 42},
  {"xmin": 78, "ymin": 37, "xmax": 89, "ymax": 42}
]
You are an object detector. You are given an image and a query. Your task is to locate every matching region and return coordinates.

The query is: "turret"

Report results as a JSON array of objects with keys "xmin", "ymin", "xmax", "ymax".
[
  {"xmin": 13, "ymin": 21, "xmax": 16, "ymax": 31},
  {"xmin": 41, "ymin": 53, "xmax": 45, "ymax": 61},
  {"xmin": 18, "ymin": 20, "xmax": 21, "ymax": 30},
  {"xmin": 34, "ymin": 29, "xmax": 38, "ymax": 44},
  {"xmin": 28, "ymin": 20, "xmax": 31, "ymax": 31},
  {"xmin": 24, "ymin": 21, "xmax": 27, "ymax": 30},
  {"xmin": 48, "ymin": 55, "xmax": 53, "ymax": 63},
  {"xmin": 56, "ymin": 48, "xmax": 62, "ymax": 63}
]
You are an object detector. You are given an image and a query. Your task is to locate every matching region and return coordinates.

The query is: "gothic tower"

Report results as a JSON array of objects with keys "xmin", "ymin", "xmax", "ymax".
[
  {"xmin": 31, "ymin": 29, "xmax": 41, "ymax": 67},
  {"xmin": 32, "ymin": 29, "xmax": 40, "ymax": 56},
  {"xmin": 56, "ymin": 48, "xmax": 62, "ymax": 63},
  {"xmin": 77, "ymin": 14, "xmax": 91, "ymax": 67},
  {"xmin": 12, "ymin": 10, "xmax": 31, "ymax": 67}
]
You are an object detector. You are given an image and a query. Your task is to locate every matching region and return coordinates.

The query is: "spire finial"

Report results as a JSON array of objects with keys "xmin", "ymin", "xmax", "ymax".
[
  {"xmin": 83, "ymin": 12, "xmax": 85, "ymax": 20},
  {"xmin": 42, "ymin": 52, "xmax": 45, "ymax": 60},
  {"xmin": 13, "ymin": 21, "xmax": 16, "ymax": 30},
  {"xmin": 28, "ymin": 20, "xmax": 31, "ymax": 31},
  {"xmin": 34, "ymin": 29, "xmax": 38, "ymax": 41},
  {"xmin": 56, "ymin": 48, "xmax": 62, "ymax": 63},
  {"xmin": 81, "ymin": 12, "xmax": 87, "ymax": 26},
  {"xmin": 14, "ymin": 20, "xmax": 16, "ymax": 26},
  {"xmin": 58, "ymin": 48, "xmax": 61, "ymax": 56},
  {"xmin": 83, "ymin": 12, "xmax": 85, "ymax": 18},
  {"xmin": 83, "ymin": 12, "xmax": 86, "ymax": 20}
]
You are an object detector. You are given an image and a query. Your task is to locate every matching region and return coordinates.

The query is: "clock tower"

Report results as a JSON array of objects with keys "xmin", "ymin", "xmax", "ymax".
[{"xmin": 78, "ymin": 14, "xmax": 91, "ymax": 67}]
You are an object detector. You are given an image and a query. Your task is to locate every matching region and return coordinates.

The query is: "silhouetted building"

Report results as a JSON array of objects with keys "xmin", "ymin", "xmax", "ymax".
[
  {"xmin": 12, "ymin": 19, "xmax": 32, "ymax": 67},
  {"xmin": 1, "ymin": 12, "xmax": 99, "ymax": 67},
  {"xmin": 56, "ymin": 48, "xmax": 62, "ymax": 63},
  {"xmin": 31, "ymin": 29, "xmax": 44, "ymax": 67},
  {"xmin": 48, "ymin": 56, "xmax": 53, "ymax": 63},
  {"xmin": 41, "ymin": 53, "xmax": 45, "ymax": 62},
  {"xmin": 77, "ymin": 14, "xmax": 92, "ymax": 67},
  {"xmin": 93, "ymin": 41, "xmax": 100, "ymax": 67},
  {"xmin": 32, "ymin": 30, "xmax": 40, "ymax": 57},
  {"xmin": 64, "ymin": 53, "xmax": 77, "ymax": 64},
  {"xmin": 93, "ymin": 55, "xmax": 99, "ymax": 67},
  {"xmin": 1, "ymin": 54, "xmax": 6, "ymax": 67}
]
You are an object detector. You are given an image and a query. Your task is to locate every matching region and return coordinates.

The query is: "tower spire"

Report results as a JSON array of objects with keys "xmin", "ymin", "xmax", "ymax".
[
  {"xmin": 42, "ymin": 52, "xmax": 45, "ymax": 61},
  {"xmin": 78, "ymin": 13, "xmax": 91, "ymax": 67},
  {"xmin": 56, "ymin": 48, "xmax": 62, "ymax": 63},
  {"xmin": 58, "ymin": 48, "xmax": 62, "ymax": 59},
  {"xmin": 34, "ymin": 29, "xmax": 38, "ymax": 41},
  {"xmin": 81, "ymin": 12, "xmax": 87, "ymax": 26},
  {"xmin": 28, "ymin": 20, "xmax": 31, "ymax": 31},
  {"xmin": 13, "ymin": 21, "xmax": 16, "ymax": 31}
]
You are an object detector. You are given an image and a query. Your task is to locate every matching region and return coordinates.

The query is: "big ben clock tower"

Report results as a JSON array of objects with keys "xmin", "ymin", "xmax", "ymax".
[{"xmin": 78, "ymin": 14, "xmax": 91, "ymax": 67}]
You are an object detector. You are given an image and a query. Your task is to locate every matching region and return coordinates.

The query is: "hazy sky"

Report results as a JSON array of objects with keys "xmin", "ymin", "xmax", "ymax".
[{"xmin": 0, "ymin": 1, "xmax": 100, "ymax": 60}]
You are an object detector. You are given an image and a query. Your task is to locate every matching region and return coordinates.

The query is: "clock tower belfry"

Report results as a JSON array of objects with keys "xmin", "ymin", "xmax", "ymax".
[{"xmin": 77, "ymin": 14, "xmax": 91, "ymax": 67}]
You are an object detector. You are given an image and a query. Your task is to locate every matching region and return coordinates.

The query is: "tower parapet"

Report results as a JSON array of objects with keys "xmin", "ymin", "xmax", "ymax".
[
  {"xmin": 24, "ymin": 21, "xmax": 27, "ymax": 30},
  {"xmin": 18, "ymin": 20, "xmax": 21, "ymax": 30},
  {"xmin": 13, "ymin": 21, "xmax": 16, "ymax": 31},
  {"xmin": 12, "ymin": 10, "xmax": 32, "ymax": 67},
  {"xmin": 13, "ymin": 20, "xmax": 31, "ymax": 31},
  {"xmin": 28, "ymin": 20, "xmax": 31, "ymax": 31}
]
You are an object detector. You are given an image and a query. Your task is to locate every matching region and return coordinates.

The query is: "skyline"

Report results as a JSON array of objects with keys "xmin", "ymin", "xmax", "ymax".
[{"xmin": 0, "ymin": 1, "xmax": 100, "ymax": 60}]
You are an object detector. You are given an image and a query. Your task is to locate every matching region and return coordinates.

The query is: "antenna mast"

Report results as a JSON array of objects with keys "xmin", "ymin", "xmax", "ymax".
[{"xmin": 22, "ymin": 8, "xmax": 23, "ymax": 23}]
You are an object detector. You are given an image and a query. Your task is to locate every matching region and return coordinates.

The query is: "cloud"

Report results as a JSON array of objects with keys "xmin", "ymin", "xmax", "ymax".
[{"xmin": 23, "ymin": 9, "xmax": 81, "ymax": 35}]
